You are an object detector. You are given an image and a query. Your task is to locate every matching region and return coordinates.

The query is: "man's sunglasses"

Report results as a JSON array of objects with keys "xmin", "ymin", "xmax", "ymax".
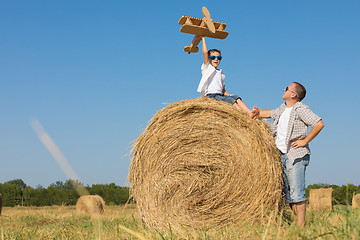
[
  {"xmin": 209, "ymin": 55, "xmax": 222, "ymax": 60},
  {"xmin": 285, "ymin": 86, "xmax": 296, "ymax": 93}
]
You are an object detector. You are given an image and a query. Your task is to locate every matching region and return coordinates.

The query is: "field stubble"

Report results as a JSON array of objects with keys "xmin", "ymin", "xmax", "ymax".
[{"xmin": 0, "ymin": 204, "xmax": 360, "ymax": 239}]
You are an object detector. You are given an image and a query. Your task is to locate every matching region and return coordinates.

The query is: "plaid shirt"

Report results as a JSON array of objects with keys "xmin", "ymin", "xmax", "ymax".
[{"xmin": 270, "ymin": 102, "xmax": 322, "ymax": 163}]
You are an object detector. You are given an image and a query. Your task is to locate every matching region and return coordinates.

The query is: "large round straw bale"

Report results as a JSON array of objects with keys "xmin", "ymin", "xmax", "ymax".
[
  {"xmin": 352, "ymin": 194, "xmax": 360, "ymax": 209},
  {"xmin": 129, "ymin": 98, "xmax": 282, "ymax": 231},
  {"xmin": 76, "ymin": 195, "xmax": 105, "ymax": 214}
]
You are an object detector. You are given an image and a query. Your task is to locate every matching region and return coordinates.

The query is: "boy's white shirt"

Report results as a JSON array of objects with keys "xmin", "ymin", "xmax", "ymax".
[{"xmin": 197, "ymin": 62, "xmax": 225, "ymax": 97}]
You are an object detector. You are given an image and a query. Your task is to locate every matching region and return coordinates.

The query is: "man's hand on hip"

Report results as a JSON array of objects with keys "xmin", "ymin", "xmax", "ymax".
[{"xmin": 291, "ymin": 140, "xmax": 308, "ymax": 149}]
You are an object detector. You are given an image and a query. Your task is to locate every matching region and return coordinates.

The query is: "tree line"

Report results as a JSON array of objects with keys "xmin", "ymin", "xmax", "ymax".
[
  {"xmin": 0, "ymin": 179, "xmax": 130, "ymax": 207},
  {"xmin": 1, "ymin": 179, "xmax": 359, "ymax": 207}
]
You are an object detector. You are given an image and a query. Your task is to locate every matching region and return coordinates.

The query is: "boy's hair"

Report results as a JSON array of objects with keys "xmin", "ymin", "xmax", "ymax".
[
  {"xmin": 293, "ymin": 82, "xmax": 306, "ymax": 101},
  {"xmin": 208, "ymin": 49, "xmax": 221, "ymax": 56}
]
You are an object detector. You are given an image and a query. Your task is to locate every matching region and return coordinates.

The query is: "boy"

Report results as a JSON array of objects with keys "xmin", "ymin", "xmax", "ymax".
[
  {"xmin": 259, "ymin": 82, "xmax": 324, "ymax": 227},
  {"xmin": 197, "ymin": 37, "xmax": 259, "ymax": 119}
]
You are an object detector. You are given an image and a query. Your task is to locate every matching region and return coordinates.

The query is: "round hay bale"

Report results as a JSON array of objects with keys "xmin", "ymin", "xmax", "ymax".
[
  {"xmin": 352, "ymin": 194, "xmax": 360, "ymax": 209},
  {"xmin": 129, "ymin": 98, "xmax": 282, "ymax": 231},
  {"xmin": 309, "ymin": 188, "xmax": 333, "ymax": 211},
  {"xmin": 76, "ymin": 195, "xmax": 105, "ymax": 214}
]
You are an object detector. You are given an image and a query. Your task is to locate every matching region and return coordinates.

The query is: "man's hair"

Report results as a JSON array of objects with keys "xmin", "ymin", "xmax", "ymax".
[
  {"xmin": 208, "ymin": 49, "xmax": 221, "ymax": 56},
  {"xmin": 293, "ymin": 82, "xmax": 306, "ymax": 101}
]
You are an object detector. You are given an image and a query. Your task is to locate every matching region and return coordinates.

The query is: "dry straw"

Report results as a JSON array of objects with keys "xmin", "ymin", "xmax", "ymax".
[
  {"xmin": 0, "ymin": 193, "xmax": 2, "ymax": 216},
  {"xmin": 76, "ymin": 195, "xmax": 105, "ymax": 214},
  {"xmin": 309, "ymin": 188, "xmax": 333, "ymax": 211},
  {"xmin": 129, "ymin": 98, "xmax": 282, "ymax": 231},
  {"xmin": 352, "ymin": 194, "xmax": 360, "ymax": 209}
]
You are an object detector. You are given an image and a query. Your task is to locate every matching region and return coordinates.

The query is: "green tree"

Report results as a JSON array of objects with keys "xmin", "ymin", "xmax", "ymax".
[
  {"xmin": 5, "ymin": 179, "xmax": 26, "ymax": 192},
  {"xmin": 23, "ymin": 186, "xmax": 42, "ymax": 206},
  {"xmin": 89, "ymin": 184, "xmax": 106, "ymax": 198},
  {"xmin": 1, "ymin": 184, "xmax": 21, "ymax": 206},
  {"xmin": 88, "ymin": 184, "xmax": 130, "ymax": 205},
  {"xmin": 36, "ymin": 185, "xmax": 50, "ymax": 206},
  {"xmin": 4, "ymin": 179, "xmax": 27, "ymax": 206}
]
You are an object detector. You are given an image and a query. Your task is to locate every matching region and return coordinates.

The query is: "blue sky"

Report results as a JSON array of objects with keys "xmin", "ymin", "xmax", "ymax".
[{"xmin": 1, "ymin": 0, "xmax": 359, "ymax": 188}]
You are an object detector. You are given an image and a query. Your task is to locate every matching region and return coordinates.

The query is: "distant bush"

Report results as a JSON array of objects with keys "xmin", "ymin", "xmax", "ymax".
[{"xmin": 0, "ymin": 179, "xmax": 130, "ymax": 207}]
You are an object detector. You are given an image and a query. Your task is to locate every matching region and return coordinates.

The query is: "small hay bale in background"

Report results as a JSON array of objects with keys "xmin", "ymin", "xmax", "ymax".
[
  {"xmin": 309, "ymin": 188, "xmax": 333, "ymax": 211},
  {"xmin": 76, "ymin": 195, "xmax": 105, "ymax": 214},
  {"xmin": 352, "ymin": 194, "xmax": 360, "ymax": 209},
  {"xmin": 129, "ymin": 98, "xmax": 282, "ymax": 231},
  {"xmin": 0, "ymin": 194, "xmax": 2, "ymax": 215}
]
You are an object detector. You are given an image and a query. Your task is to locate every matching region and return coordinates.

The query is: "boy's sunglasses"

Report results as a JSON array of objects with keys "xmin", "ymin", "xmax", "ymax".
[{"xmin": 209, "ymin": 55, "xmax": 222, "ymax": 60}]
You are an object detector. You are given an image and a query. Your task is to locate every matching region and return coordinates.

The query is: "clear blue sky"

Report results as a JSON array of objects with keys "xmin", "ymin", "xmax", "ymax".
[{"xmin": 1, "ymin": 0, "xmax": 359, "ymax": 188}]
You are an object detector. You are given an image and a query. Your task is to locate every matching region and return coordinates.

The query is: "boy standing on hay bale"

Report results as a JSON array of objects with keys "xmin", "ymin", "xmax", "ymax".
[
  {"xmin": 259, "ymin": 82, "xmax": 324, "ymax": 228},
  {"xmin": 197, "ymin": 37, "xmax": 259, "ymax": 119}
]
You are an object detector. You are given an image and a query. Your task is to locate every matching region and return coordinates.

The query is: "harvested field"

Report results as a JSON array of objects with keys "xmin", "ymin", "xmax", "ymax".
[
  {"xmin": 1, "ymin": 205, "xmax": 360, "ymax": 239},
  {"xmin": 0, "ymin": 194, "xmax": 2, "ymax": 215}
]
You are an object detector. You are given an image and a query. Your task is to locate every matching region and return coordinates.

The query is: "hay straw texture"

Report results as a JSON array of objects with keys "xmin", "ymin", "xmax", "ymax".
[
  {"xmin": 309, "ymin": 188, "xmax": 333, "ymax": 211},
  {"xmin": 129, "ymin": 98, "xmax": 282, "ymax": 231},
  {"xmin": 76, "ymin": 195, "xmax": 105, "ymax": 214},
  {"xmin": 0, "ymin": 194, "xmax": 2, "ymax": 215},
  {"xmin": 352, "ymin": 194, "xmax": 360, "ymax": 209}
]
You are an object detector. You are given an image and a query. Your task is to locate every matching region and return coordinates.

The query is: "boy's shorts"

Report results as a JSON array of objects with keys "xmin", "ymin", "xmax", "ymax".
[
  {"xmin": 281, "ymin": 153, "xmax": 310, "ymax": 204},
  {"xmin": 206, "ymin": 93, "xmax": 241, "ymax": 104}
]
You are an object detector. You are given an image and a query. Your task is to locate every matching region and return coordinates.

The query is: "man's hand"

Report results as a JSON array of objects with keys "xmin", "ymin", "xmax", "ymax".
[
  {"xmin": 291, "ymin": 120, "xmax": 324, "ymax": 149},
  {"xmin": 291, "ymin": 140, "xmax": 308, "ymax": 149}
]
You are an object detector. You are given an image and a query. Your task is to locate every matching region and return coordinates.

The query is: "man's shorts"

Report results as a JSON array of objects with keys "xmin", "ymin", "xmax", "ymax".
[
  {"xmin": 206, "ymin": 93, "xmax": 241, "ymax": 104},
  {"xmin": 281, "ymin": 153, "xmax": 310, "ymax": 204}
]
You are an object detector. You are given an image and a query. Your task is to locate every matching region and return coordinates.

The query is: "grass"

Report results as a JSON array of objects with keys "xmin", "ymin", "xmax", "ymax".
[{"xmin": 1, "ymin": 204, "xmax": 360, "ymax": 239}]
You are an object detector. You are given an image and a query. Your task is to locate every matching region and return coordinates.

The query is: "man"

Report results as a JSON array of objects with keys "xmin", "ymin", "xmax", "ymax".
[{"xmin": 259, "ymin": 82, "xmax": 324, "ymax": 227}]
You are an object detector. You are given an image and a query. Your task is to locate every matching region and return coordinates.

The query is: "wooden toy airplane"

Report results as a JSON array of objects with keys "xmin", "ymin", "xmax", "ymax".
[{"xmin": 179, "ymin": 7, "xmax": 229, "ymax": 54}]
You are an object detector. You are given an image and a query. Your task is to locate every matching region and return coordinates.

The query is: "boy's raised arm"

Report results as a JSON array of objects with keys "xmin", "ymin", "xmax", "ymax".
[{"xmin": 202, "ymin": 37, "xmax": 208, "ymax": 65}]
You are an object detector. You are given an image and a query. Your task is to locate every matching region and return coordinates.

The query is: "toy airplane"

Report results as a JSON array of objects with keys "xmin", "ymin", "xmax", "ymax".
[{"xmin": 179, "ymin": 7, "xmax": 229, "ymax": 54}]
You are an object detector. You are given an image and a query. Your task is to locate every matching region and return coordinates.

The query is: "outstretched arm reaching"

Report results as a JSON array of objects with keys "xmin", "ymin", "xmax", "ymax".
[
  {"xmin": 259, "ymin": 110, "xmax": 271, "ymax": 118},
  {"xmin": 202, "ymin": 37, "xmax": 209, "ymax": 65}
]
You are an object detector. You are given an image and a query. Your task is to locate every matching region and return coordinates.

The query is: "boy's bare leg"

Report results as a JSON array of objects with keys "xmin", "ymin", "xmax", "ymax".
[{"xmin": 234, "ymin": 99, "xmax": 259, "ymax": 119}]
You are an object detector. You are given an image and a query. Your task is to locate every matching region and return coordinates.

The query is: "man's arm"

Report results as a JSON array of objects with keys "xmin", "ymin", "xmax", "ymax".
[
  {"xmin": 291, "ymin": 120, "xmax": 325, "ymax": 149},
  {"xmin": 259, "ymin": 110, "xmax": 271, "ymax": 118},
  {"xmin": 202, "ymin": 37, "xmax": 209, "ymax": 65}
]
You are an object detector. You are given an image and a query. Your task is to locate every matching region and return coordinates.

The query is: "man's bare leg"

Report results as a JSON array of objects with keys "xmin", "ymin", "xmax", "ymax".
[
  {"xmin": 290, "ymin": 203, "xmax": 296, "ymax": 215},
  {"xmin": 290, "ymin": 201, "xmax": 306, "ymax": 228},
  {"xmin": 295, "ymin": 201, "xmax": 306, "ymax": 228}
]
